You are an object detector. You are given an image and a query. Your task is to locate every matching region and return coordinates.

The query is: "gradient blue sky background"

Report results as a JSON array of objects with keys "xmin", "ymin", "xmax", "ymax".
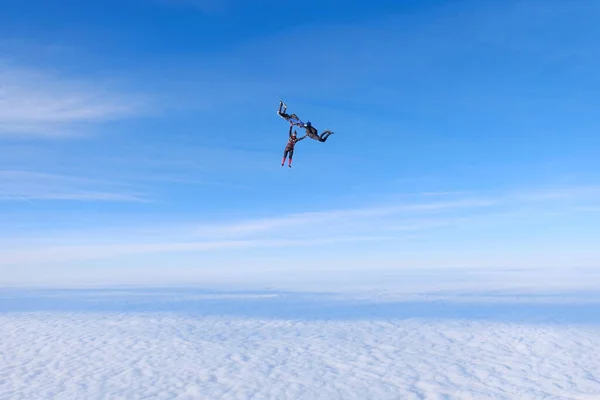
[{"xmin": 1, "ymin": 0, "xmax": 599, "ymax": 286}]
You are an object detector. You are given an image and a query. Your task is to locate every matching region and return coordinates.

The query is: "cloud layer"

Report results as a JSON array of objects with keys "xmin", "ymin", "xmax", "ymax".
[{"xmin": 1, "ymin": 285, "xmax": 600, "ymax": 399}]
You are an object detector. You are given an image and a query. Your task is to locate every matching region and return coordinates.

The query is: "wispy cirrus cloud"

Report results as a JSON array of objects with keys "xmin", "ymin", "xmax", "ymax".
[
  {"xmin": 3, "ymin": 183, "xmax": 600, "ymax": 267},
  {"xmin": 508, "ymin": 185, "xmax": 600, "ymax": 202},
  {"xmin": 192, "ymin": 185, "xmax": 600, "ymax": 240},
  {"xmin": 192, "ymin": 198, "xmax": 498, "ymax": 239},
  {"xmin": 0, "ymin": 235, "xmax": 399, "ymax": 265},
  {"xmin": 0, "ymin": 170, "xmax": 148, "ymax": 202},
  {"xmin": 0, "ymin": 61, "xmax": 149, "ymax": 137}
]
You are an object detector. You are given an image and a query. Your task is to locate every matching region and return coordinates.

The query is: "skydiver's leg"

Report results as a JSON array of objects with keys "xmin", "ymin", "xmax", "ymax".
[
  {"xmin": 319, "ymin": 130, "xmax": 334, "ymax": 142},
  {"xmin": 288, "ymin": 149, "xmax": 294, "ymax": 167},
  {"xmin": 278, "ymin": 101, "xmax": 291, "ymax": 119},
  {"xmin": 282, "ymin": 149, "xmax": 289, "ymax": 166}
]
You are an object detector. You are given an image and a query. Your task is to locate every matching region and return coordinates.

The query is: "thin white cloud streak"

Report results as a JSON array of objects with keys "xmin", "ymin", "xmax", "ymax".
[
  {"xmin": 0, "ymin": 170, "xmax": 122, "ymax": 185},
  {"xmin": 0, "ymin": 61, "xmax": 148, "ymax": 137},
  {"xmin": 190, "ymin": 186, "xmax": 600, "ymax": 241},
  {"xmin": 0, "ymin": 170, "xmax": 148, "ymax": 202},
  {"xmin": 3, "ymin": 183, "xmax": 600, "ymax": 266},
  {"xmin": 129, "ymin": 173, "xmax": 254, "ymax": 190},
  {"xmin": 0, "ymin": 235, "xmax": 398, "ymax": 266},
  {"xmin": 508, "ymin": 185, "xmax": 600, "ymax": 202},
  {"xmin": 193, "ymin": 198, "xmax": 498, "ymax": 238},
  {"xmin": 174, "ymin": 184, "xmax": 600, "ymax": 239},
  {"xmin": 0, "ymin": 193, "xmax": 145, "ymax": 202},
  {"xmin": 0, "ymin": 196, "xmax": 494, "ymax": 265}
]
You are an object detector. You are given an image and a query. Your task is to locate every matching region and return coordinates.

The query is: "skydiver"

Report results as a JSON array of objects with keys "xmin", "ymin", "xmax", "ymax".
[
  {"xmin": 303, "ymin": 121, "xmax": 334, "ymax": 142},
  {"xmin": 277, "ymin": 101, "xmax": 303, "ymax": 126},
  {"xmin": 281, "ymin": 121, "xmax": 306, "ymax": 168},
  {"xmin": 277, "ymin": 100, "xmax": 294, "ymax": 119}
]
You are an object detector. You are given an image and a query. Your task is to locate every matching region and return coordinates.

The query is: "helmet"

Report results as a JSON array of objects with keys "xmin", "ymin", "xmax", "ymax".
[
  {"xmin": 306, "ymin": 121, "xmax": 311, "ymax": 127},
  {"xmin": 292, "ymin": 131, "xmax": 297, "ymax": 136}
]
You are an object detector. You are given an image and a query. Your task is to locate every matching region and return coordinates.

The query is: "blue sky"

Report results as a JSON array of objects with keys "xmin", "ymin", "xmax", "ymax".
[{"xmin": 1, "ymin": 0, "xmax": 599, "ymax": 286}]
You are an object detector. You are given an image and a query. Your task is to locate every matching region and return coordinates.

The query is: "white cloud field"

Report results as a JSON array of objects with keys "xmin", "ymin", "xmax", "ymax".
[{"xmin": 1, "ymin": 267, "xmax": 600, "ymax": 400}]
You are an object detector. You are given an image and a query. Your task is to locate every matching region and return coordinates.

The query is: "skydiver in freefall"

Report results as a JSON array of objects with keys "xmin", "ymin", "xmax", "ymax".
[
  {"xmin": 302, "ymin": 120, "xmax": 334, "ymax": 142},
  {"xmin": 281, "ymin": 121, "xmax": 306, "ymax": 168},
  {"xmin": 277, "ymin": 100, "xmax": 302, "ymax": 126}
]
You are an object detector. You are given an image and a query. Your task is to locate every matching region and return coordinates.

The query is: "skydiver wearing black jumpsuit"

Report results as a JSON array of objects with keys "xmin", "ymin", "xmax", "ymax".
[{"xmin": 303, "ymin": 121, "xmax": 334, "ymax": 142}]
